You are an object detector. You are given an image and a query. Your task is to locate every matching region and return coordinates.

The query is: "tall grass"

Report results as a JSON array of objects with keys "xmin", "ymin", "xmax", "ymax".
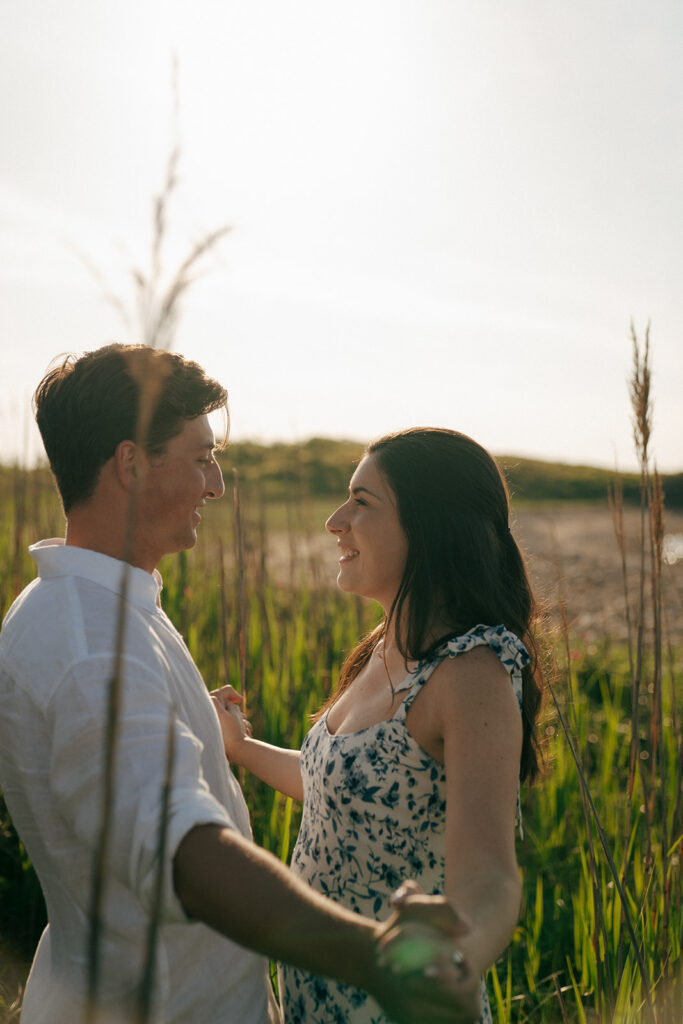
[{"xmin": 0, "ymin": 471, "xmax": 681, "ymax": 1022}]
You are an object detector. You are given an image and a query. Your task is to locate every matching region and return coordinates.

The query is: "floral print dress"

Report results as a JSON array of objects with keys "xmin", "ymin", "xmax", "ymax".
[{"xmin": 279, "ymin": 623, "xmax": 529, "ymax": 1024}]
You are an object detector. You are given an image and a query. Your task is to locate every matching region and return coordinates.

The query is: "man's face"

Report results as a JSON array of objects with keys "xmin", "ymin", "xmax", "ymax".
[{"xmin": 135, "ymin": 414, "xmax": 224, "ymax": 571}]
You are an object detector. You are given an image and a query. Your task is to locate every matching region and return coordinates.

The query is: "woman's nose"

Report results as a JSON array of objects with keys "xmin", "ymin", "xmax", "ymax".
[{"xmin": 325, "ymin": 504, "xmax": 348, "ymax": 534}]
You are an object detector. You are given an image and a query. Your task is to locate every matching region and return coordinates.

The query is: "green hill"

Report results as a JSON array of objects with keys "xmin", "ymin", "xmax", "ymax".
[{"xmin": 2, "ymin": 441, "xmax": 681, "ymax": 506}]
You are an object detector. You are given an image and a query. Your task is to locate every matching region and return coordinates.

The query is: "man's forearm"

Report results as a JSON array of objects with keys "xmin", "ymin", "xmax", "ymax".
[
  {"xmin": 174, "ymin": 824, "xmax": 378, "ymax": 990},
  {"xmin": 174, "ymin": 824, "xmax": 479, "ymax": 1024}
]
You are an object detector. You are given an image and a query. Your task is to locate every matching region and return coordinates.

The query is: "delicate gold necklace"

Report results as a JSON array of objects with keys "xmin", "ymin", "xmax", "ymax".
[{"xmin": 374, "ymin": 637, "xmax": 392, "ymax": 661}]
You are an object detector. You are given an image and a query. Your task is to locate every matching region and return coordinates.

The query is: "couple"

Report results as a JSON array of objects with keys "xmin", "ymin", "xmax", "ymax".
[{"xmin": 0, "ymin": 343, "xmax": 542, "ymax": 1024}]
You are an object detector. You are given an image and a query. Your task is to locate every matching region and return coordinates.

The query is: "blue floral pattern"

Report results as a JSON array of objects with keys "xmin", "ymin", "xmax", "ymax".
[{"xmin": 280, "ymin": 624, "xmax": 529, "ymax": 1024}]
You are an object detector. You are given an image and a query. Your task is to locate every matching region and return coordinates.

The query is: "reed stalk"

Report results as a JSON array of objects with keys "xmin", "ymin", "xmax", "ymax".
[
  {"xmin": 135, "ymin": 708, "xmax": 177, "ymax": 1024},
  {"xmin": 649, "ymin": 470, "xmax": 670, "ymax": 969},
  {"xmin": 545, "ymin": 672, "xmax": 655, "ymax": 1022},
  {"xmin": 86, "ymin": 507, "xmax": 135, "ymax": 1023},
  {"xmin": 87, "ymin": 350, "xmax": 173, "ymax": 1023},
  {"xmin": 256, "ymin": 486, "xmax": 273, "ymax": 656},
  {"xmin": 218, "ymin": 536, "xmax": 231, "ymax": 686},
  {"xmin": 83, "ymin": 62, "xmax": 230, "ymax": 1018},
  {"xmin": 552, "ymin": 972, "xmax": 572, "ymax": 1024},
  {"xmin": 628, "ymin": 323, "xmax": 651, "ymax": 824},
  {"xmin": 553, "ymin": 536, "xmax": 616, "ymax": 1015},
  {"xmin": 9, "ymin": 484, "xmax": 21, "ymax": 606},
  {"xmin": 233, "ymin": 469, "xmax": 247, "ymax": 715},
  {"xmin": 11, "ymin": 442, "xmax": 29, "ymax": 602}
]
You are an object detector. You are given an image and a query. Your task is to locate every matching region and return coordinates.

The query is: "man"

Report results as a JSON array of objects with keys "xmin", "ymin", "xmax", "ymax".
[{"xmin": 0, "ymin": 344, "xmax": 475, "ymax": 1024}]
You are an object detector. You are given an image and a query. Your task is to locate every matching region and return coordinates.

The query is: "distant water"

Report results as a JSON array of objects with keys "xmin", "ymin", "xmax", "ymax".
[{"xmin": 663, "ymin": 534, "xmax": 683, "ymax": 565}]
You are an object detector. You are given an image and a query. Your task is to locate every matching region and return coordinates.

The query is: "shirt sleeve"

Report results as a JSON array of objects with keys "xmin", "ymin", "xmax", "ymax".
[{"xmin": 46, "ymin": 652, "xmax": 235, "ymax": 923}]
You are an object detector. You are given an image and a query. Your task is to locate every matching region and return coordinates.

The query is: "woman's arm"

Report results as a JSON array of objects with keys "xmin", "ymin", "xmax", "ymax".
[
  {"xmin": 411, "ymin": 647, "xmax": 523, "ymax": 979},
  {"xmin": 212, "ymin": 685, "xmax": 304, "ymax": 801}
]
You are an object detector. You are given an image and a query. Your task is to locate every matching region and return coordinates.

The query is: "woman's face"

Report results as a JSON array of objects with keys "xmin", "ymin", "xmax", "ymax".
[{"xmin": 325, "ymin": 454, "xmax": 408, "ymax": 611}]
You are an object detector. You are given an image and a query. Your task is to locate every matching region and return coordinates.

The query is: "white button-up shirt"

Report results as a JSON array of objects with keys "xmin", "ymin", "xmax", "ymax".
[{"xmin": 0, "ymin": 541, "xmax": 272, "ymax": 1024}]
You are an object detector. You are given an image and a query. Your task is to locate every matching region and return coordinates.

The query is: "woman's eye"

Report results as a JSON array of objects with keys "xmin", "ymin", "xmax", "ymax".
[{"xmin": 353, "ymin": 496, "xmax": 367, "ymax": 507}]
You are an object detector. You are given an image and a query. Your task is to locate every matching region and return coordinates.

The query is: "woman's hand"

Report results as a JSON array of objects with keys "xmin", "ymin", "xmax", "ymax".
[
  {"xmin": 211, "ymin": 685, "xmax": 252, "ymax": 763},
  {"xmin": 210, "ymin": 689, "xmax": 304, "ymax": 799},
  {"xmin": 373, "ymin": 881, "xmax": 482, "ymax": 1024}
]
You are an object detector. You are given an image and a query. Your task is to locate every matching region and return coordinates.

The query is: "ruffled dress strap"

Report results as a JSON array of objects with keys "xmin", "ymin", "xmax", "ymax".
[{"xmin": 438, "ymin": 623, "xmax": 529, "ymax": 710}]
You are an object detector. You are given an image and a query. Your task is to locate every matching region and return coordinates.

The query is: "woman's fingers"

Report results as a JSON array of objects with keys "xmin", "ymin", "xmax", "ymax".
[
  {"xmin": 389, "ymin": 879, "xmax": 423, "ymax": 903},
  {"xmin": 225, "ymin": 701, "xmax": 248, "ymax": 729},
  {"xmin": 212, "ymin": 684, "xmax": 244, "ymax": 707},
  {"xmin": 389, "ymin": 885, "xmax": 470, "ymax": 940},
  {"xmin": 213, "ymin": 693, "xmax": 252, "ymax": 740}
]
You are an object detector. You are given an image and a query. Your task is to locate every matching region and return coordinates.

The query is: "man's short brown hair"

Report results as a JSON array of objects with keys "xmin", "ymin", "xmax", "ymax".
[{"xmin": 33, "ymin": 343, "xmax": 228, "ymax": 513}]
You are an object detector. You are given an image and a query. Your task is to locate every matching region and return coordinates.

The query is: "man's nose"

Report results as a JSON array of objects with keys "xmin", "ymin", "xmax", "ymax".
[{"xmin": 206, "ymin": 462, "xmax": 225, "ymax": 500}]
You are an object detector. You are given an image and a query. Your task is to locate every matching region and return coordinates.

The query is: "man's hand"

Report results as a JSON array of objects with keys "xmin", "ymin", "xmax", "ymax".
[{"xmin": 371, "ymin": 882, "xmax": 482, "ymax": 1024}]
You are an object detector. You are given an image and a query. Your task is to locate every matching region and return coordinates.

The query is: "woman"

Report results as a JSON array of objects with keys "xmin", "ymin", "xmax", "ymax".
[{"xmin": 214, "ymin": 427, "xmax": 544, "ymax": 1024}]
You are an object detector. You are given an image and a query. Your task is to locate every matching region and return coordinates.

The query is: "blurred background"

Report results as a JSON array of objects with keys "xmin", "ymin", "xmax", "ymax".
[{"xmin": 1, "ymin": 0, "xmax": 682, "ymax": 471}]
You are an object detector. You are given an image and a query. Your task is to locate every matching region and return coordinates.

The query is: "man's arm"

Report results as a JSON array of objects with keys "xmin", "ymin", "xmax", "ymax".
[{"xmin": 174, "ymin": 824, "xmax": 479, "ymax": 1024}]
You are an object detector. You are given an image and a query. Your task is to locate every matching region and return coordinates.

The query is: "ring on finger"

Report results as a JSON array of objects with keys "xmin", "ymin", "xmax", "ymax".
[{"xmin": 422, "ymin": 950, "xmax": 464, "ymax": 980}]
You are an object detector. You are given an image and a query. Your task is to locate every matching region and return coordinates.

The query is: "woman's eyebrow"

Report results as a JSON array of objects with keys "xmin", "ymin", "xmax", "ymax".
[{"xmin": 350, "ymin": 484, "xmax": 381, "ymax": 500}]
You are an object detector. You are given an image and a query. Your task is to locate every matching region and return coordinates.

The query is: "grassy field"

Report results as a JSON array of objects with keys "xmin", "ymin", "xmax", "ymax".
[{"xmin": 0, "ymin": 445, "xmax": 681, "ymax": 1023}]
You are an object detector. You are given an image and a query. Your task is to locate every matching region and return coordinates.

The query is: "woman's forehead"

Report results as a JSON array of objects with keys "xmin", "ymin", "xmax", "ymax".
[{"xmin": 350, "ymin": 454, "xmax": 394, "ymax": 500}]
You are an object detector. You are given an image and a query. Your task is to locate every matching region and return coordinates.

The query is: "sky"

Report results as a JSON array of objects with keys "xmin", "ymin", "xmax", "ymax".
[{"xmin": 1, "ymin": 0, "xmax": 682, "ymax": 472}]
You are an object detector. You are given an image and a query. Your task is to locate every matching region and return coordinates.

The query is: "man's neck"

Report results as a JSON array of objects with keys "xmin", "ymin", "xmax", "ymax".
[
  {"xmin": 65, "ymin": 512, "xmax": 154, "ymax": 574},
  {"xmin": 63, "ymin": 461, "xmax": 158, "ymax": 574}
]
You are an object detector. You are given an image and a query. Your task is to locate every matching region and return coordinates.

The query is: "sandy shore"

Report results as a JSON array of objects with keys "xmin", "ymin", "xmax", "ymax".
[{"xmin": 512, "ymin": 504, "xmax": 683, "ymax": 644}]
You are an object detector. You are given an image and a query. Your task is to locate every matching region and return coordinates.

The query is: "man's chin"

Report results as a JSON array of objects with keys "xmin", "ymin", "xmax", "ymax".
[{"xmin": 170, "ymin": 530, "xmax": 199, "ymax": 555}]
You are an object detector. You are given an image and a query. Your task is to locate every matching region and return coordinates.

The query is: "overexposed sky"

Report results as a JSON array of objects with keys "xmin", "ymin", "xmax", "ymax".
[{"xmin": 1, "ymin": 0, "xmax": 682, "ymax": 471}]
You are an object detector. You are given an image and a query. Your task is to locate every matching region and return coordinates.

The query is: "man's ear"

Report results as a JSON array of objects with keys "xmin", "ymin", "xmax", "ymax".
[{"xmin": 114, "ymin": 440, "xmax": 141, "ymax": 492}]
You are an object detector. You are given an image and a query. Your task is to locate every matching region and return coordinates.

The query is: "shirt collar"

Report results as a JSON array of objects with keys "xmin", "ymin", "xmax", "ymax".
[{"xmin": 29, "ymin": 539, "xmax": 163, "ymax": 612}]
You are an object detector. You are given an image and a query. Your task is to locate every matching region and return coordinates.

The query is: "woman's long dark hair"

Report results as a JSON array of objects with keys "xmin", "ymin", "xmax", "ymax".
[{"xmin": 323, "ymin": 427, "xmax": 544, "ymax": 783}]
